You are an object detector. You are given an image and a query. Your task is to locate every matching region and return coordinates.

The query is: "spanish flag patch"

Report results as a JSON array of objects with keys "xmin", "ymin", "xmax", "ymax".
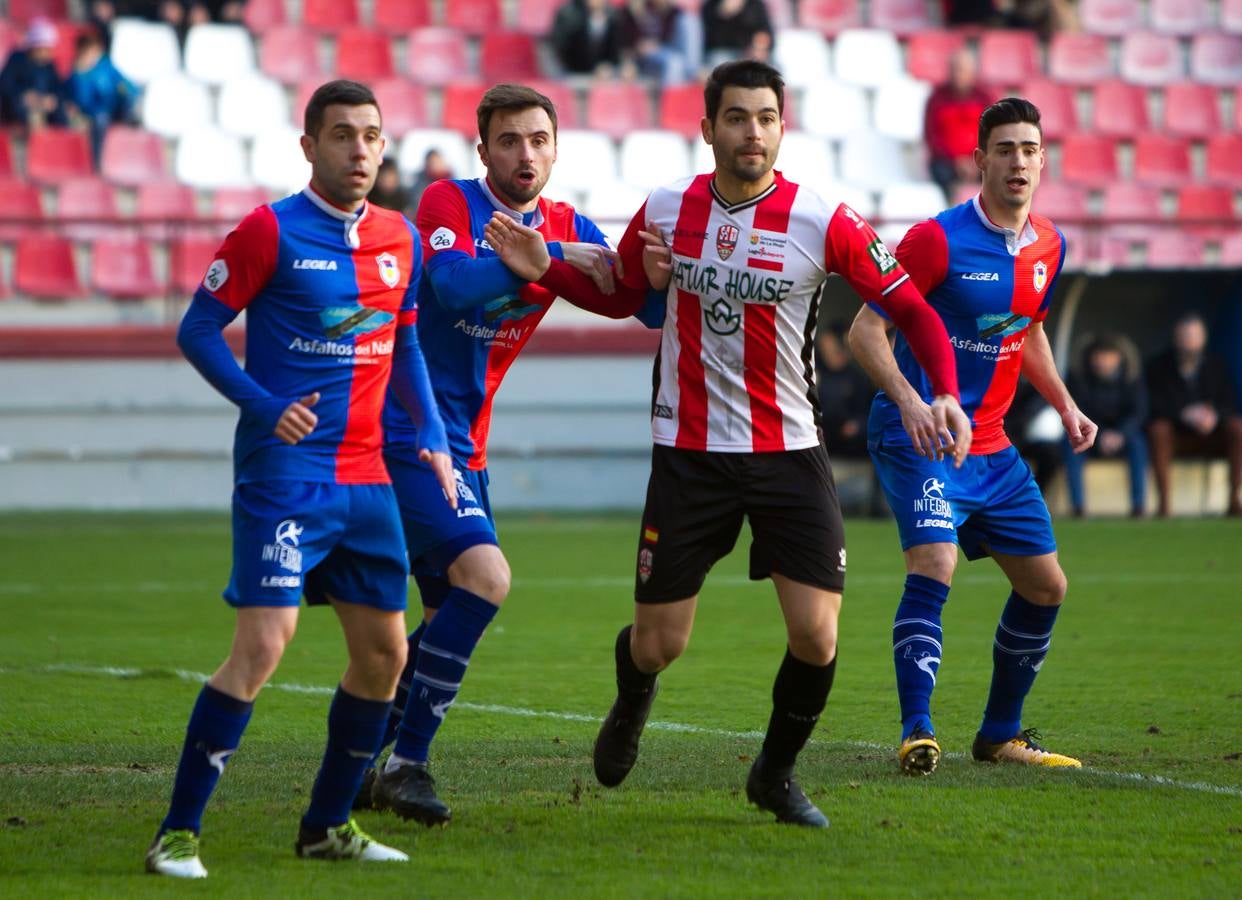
[{"xmin": 642, "ymin": 526, "xmax": 659, "ymax": 544}]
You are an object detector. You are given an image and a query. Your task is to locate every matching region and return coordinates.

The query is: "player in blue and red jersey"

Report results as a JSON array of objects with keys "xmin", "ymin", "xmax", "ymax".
[
  {"xmin": 364, "ymin": 83, "xmax": 655, "ymax": 825},
  {"xmin": 145, "ymin": 81, "xmax": 456, "ymax": 878},
  {"xmin": 850, "ymin": 98, "xmax": 1097, "ymax": 775}
]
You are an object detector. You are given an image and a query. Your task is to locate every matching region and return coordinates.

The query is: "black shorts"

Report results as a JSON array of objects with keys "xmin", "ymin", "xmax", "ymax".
[{"xmin": 633, "ymin": 443, "xmax": 847, "ymax": 603}]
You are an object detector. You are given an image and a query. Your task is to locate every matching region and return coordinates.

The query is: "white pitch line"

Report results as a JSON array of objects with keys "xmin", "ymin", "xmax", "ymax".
[{"xmin": 13, "ymin": 663, "xmax": 1241, "ymax": 799}]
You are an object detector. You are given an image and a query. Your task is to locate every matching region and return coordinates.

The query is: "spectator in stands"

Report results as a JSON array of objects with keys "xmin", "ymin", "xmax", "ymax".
[
  {"xmin": 1002, "ymin": 0, "xmax": 1079, "ymax": 39},
  {"xmin": 1063, "ymin": 335, "xmax": 1149, "ymax": 518},
  {"xmin": 943, "ymin": 0, "xmax": 999, "ymax": 27},
  {"xmin": 67, "ymin": 28, "xmax": 139, "ymax": 167},
  {"xmin": 369, "ymin": 158, "xmax": 413, "ymax": 216},
  {"xmin": 410, "ymin": 149, "xmax": 454, "ymax": 210},
  {"xmin": 701, "ymin": 0, "xmax": 773, "ymax": 69},
  {"xmin": 1146, "ymin": 312, "xmax": 1242, "ymax": 517},
  {"xmin": 923, "ymin": 49, "xmax": 991, "ymax": 201},
  {"xmin": 619, "ymin": 0, "xmax": 699, "ymax": 86},
  {"xmin": 816, "ymin": 322, "xmax": 873, "ymax": 460},
  {"xmin": 0, "ymin": 18, "xmax": 68, "ymax": 129},
  {"xmin": 551, "ymin": 0, "xmax": 625, "ymax": 77}
]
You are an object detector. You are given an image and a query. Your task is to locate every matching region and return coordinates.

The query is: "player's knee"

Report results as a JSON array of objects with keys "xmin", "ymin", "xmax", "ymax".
[
  {"xmin": 788, "ymin": 627, "xmax": 837, "ymax": 667},
  {"xmin": 909, "ymin": 547, "xmax": 957, "ymax": 585},
  {"xmin": 236, "ymin": 632, "xmax": 289, "ymax": 688},
  {"xmin": 1024, "ymin": 569, "xmax": 1067, "ymax": 607},
  {"xmin": 631, "ymin": 623, "xmax": 686, "ymax": 672},
  {"xmin": 453, "ymin": 556, "xmax": 511, "ymax": 605}
]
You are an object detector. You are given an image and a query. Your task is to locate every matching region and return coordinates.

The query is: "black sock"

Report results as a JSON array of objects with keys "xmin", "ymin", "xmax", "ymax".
[
  {"xmin": 615, "ymin": 625, "xmax": 656, "ymax": 695},
  {"xmin": 760, "ymin": 648, "xmax": 836, "ymax": 773}
]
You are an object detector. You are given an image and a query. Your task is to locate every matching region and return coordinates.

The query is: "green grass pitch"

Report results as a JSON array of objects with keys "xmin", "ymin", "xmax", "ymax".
[{"xmin": 0, "ymin": 512, "xmax": 1239, "ymax": 897}]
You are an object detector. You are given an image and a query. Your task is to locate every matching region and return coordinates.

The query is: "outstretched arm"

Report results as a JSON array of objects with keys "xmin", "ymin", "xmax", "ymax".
[{"xmin": 1022, "ymin": 320, "xmax": 1096, "ymax": 454}]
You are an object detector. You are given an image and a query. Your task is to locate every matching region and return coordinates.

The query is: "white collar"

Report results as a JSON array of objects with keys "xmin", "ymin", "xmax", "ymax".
[
  {"xmin": 477, "ymin": 177, "xmax": 544, "ymax": 228},
  {"xmin": 970, "ymin": 194, "xmax": 1038, "ymax": 256},
  {"xmin": 302, "ymin": 186, "xmax": 367, "ymax": 249}
]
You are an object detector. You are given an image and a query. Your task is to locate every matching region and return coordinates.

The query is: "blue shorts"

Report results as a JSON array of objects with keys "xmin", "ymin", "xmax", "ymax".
[
  {"xmin": 869, "ymin": 437, "xmax": 1056, "ymax": 560},
  {"xmin": 225, "ymin": 481, "xmax": 409, "ymax": 610},
  {"xmin": 384, "ymin": 451, "xmax": 498, "ymax": 606}
]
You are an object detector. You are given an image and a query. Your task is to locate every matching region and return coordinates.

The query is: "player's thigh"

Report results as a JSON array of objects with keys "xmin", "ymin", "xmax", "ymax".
[
  {"xmin": 989, "ymin": 550, "xmax": 1067, "ymax": 607},
  {"xmin": 634, "ymin": 446, "xmax": 746, "ymax": 604},
  {"xmin": 772, "ymin": 572, "xmax": 840, "ymax": 665},
  {"xmin": 306, "ymin": 483, "xmax": 410, "ymax": 613},
  {"xmin": 869, "ymin": 435, "xmax": 974, "ymax": 553},
  {"xmin": 957, "ymin": 446, "xmax": 1057, "ymax": 563},
  {"xmin": 743, "ymin": 445, "xmax": 846, "ymax": 594},
  {"xmin": 332, "ymin": 598, "xmax": 409, "ymax": 672},
  {"xmin": 446, "ymin": 543, "xmax": 511, "ymax": 605}
]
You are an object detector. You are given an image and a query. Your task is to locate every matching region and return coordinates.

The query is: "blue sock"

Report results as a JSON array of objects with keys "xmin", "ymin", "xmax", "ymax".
[
  {"xmin": 893, "ymin": 574, "xmax": 950, "ymax": 739},
  {"xmin": 380, "ymin": 620, "xmax": 427, "ymax": 753},
  {"xmin": 980, "ymin": 592, "xmax": 1061, "ymax": 742},
  {"xmin": 161, "ymin": 684, "xmax": 253, "ymax": 835},
  {"xmin": 302, "ymin": 687, "xmax": 392, "ymax": 830},
  {"xmin": 392, "ymin": 587, "xmax": 497, "ymax": 764}
]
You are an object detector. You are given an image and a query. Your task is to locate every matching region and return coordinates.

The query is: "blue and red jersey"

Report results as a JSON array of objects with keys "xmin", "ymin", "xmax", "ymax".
[
  {"xmin": 383, "ymin": 177, "xmax": 612, "ymax": 470},
  {"xmin": 187, "ymin": 188, "xmax": 436, "ymax": 484},
  {"xmin": 870, "ymin": 196, "xmax": 1066, "ymax": 454}
]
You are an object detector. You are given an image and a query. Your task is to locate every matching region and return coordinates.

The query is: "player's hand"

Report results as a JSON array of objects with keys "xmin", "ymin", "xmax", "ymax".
[
  {"xmin": 897, "ymin": 396, "xmax": 944, "ymax": 462},
  {"xmin": 560, "ymin": 241, "xmax": 623, "ymax": 295},
  {"xmin": 419, "ymin": 448, "xmax": 458, "ymax": 510},
  {"xmin": 274, "ymin": 392, "xmax": 319, "ymax": 445},
  {"xmin": 1062, "ymin": 406, "xmax": 1098, "ymax": 454},
  {"xmin": 930, "ymin": 394, "xmax": 972, "ymax": 467},
  {"xmin": 483, "ymin": 212, "xmax": 550, "ymax": 282},
  {"xmin": 638, "ymin": 223, "xmax": 672, "ymax": 291}
]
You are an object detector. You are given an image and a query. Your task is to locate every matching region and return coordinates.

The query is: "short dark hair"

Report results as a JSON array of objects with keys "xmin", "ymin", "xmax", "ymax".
[
  {"xmin": 977, "ymin": 97, "xmax": 1041, "ymax": 150},
  {"xmin": 704, "ymin": 59, "xmax": 785, "ymax": 123},
  {"xmin": 476, "ymin": 83, "xmax": 557, "ymax": 144},
  {"xmin": 304, "ymin": 79, "xmax": 380, "ymax": 139}
]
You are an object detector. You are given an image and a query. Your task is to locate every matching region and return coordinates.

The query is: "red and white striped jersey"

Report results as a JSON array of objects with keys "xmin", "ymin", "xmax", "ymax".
[{"xmin": 616, "ymin": 172, "xmax": 913, "ymax": 453}]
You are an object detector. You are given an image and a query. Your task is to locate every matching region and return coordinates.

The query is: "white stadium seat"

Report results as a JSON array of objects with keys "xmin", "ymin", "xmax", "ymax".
[
  {"xmin": 620, "ymin": 130, "xmax": 692, "ymax": 191},
  {"xmin": 872, "ymin": 77, "xmax": 933, "ymax": 142},
  {"xmin": 833, "ymin": 28, "xmax": 905, "ymax": 88},
  {"xmin": 251, "ymin": 127, "xmax": 311, "ymax": 193},
  {"xmin": 773, "ymin": 29, "xmax": 832, "ymax": 88},
  {"xmin": 184, "ymin": 24, "xmax": 256, "ymax": 85},
  {"xmin": 838, "ymin": 131, "xmax": 918, "ymax": 190},
  {"xmin": 175, "ymin": 127, "xmax": 250, "ymax": 189},
  {"xmin": 816, "ymin": 181, "xmax": 878, "ymax": 219},
  {"xmin": 583, "ymin": 179, "xmax": 650, "ymax": 223},
  {"xmin": 548, "ymin": 130, "xmax": 619, "ymax": 193},
  {"xmin": 773, "ymin": 130, "xmax": 837, "ymax": 195},
  {"xmin": 397, "ymin": 129, "xmax": 473, "ymax": 182},
  {"xmin": 111, "ymin": 18, "xmax": 181, "ymax": 85},
  {"xmin": 217, "ymin": 74, "xmax": 290, "ymax": 138},
  {"xmin": 141, "ymin": 74, "xmax": 213, "ymax": 138},
  {"xmin": 800, "ymin": 79, "xmax": 869, "ymax": 138},
  {"xmin": 878, "ymin": 181, "xmax": 947, "ymax": 224}
]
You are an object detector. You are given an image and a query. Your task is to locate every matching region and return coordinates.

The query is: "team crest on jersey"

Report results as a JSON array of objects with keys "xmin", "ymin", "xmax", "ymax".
[
  {"xmin": 716, "ymin": 224, "xmax": 739, "ymax": 260},
  {"xmin": 1033, "ymin": 260, "xmax": 1048, "ymax": 293},
  {"xmin": 376, "ymin": 252, "xmax": 400, "ymax": 288}
]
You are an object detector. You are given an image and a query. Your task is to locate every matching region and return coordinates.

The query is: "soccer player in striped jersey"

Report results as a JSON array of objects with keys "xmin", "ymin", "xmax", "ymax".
[
  {"xmin": 144, "ymin": 81, "xmax": 455, "ymax": 877},
  {"xmin": 849, "ymin": 98, "xmax": 1097, "ymax": 776},
  {"xmin": 488, "ymin": 60, "xmax": 969, "ymax": 827}
]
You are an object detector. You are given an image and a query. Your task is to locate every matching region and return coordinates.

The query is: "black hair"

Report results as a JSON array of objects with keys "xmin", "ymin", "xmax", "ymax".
[
  {"xmin": 703, "ymin": 59, "xmax": 785, "ymax": 123},
  {"xmin": 304, "ymin": 79, "xmax": 380, "ymax": 139},
  {"xmin": 978, "ymin": 97, "xmax": 1041, "ymax": 150}
]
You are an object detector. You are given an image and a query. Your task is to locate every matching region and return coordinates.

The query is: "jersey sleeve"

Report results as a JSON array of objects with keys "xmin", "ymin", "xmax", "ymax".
[
  {"xmin": 196, "ymin": 204, "xmax": 279, "ymax": 311},
  {"xmin": 399, "ymin": 217, "xmax": 423, "ymax": 326},
  {"xmin": 571, "ymin": 211, "xmax": 612, "ymax": 249},
  {"xmin": 614, "ymin": 200, "xmax": 651, "ymax": 291},
  {"xmin": 417, "ymin": 179, "xmax": 526, "ymax": 309},
  {"xmin": 415, "ymin": 179, "xmax": 475, "ymax": 258},
  {"xmin": 893, "ymin": 219, "xmax": 949, "ymax": 299}
]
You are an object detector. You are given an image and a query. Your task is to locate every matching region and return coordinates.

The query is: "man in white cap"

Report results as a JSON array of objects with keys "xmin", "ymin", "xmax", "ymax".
[{"xmin": 0, "ymin": 17, "xmax": 68, "ymax": 128}]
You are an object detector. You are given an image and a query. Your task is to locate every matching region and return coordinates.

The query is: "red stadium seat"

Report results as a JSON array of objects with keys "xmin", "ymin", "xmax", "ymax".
[
  {"xmin": 1020, "ymin": 80, "xmax": 1078, "ymax": 139},
  {"xmin": 372, "ymin": 0, "xmax": 432, "ymax": 30},
  {"xmin": 0, "ymin": 22, "xmax": 15, "ymax": 65},
  {"xmin": 100, "ymin": 126, "xmax": 168, "ymax": 187},
  {"xmin": 444, "ymin": 0, "xmax": 504, "ymax": 36},
  {"xmin": 441, "ymin": 83, "xmax": 489, "ymax": 138},
  {"xmin": 7, "ymin": 0, "xmax": 68, "ymax": 27},
  {"xmin": 528, "ymin": 80, "xmax": 580, "ymax": 129},
  {"xmin": 1205, "ymin": 134, "xmax": 1242, "ymax": 187},
  {"xmin": 1099, "ymin": 182, "xmax": 1165, "ymax": 224},
  {"xmin": 1189, "ymin": 34, "xmax": 1242, "ymax": 86},
  {"xmin": 1144, "ymin": 232, "xmax": 1205, "ymax": 268},
  {"xmin": 978, "ymin": 31, "xmax": 1041, "ymax": 88},
  {"xmin": 170, "ymin": 237, "xmax": 221, "ymax": 295},
  {"xmin": 1161, "ymin": 82, "xmax": 1220, "ymax": 139},
  {"xmin": 136, "ymin": 182, "xmax": 199, "ymax": 239},
  {"xmin": 799, "ymin": 0, "xmax": 862, "ymax": 34},
  {"xmin": 1177, "ymin": 185, "xmax": 1235, "ymax": 223},
  {"xmin": 659, "ymin": 83, "xmax": 705, "ymax": 140},
  {"xmin": 91, "ymin": 237, "xmax": 163, "ymax": 299},
  {"xmin": 1047, "ymin": 32, "xmax": 1113, "ymax": 84},
  {"xmin": 586, "ymin": 81, "xmax": 653, "ymax": 139},
  {"xmin": 1059, "ymin": 133, "xmax": 1118, "ymax": 186},
  {"xmin": 868, "ymin": 0, "xmax": 936, "ymax": 35},
  {"xmin": 25, "ymin": 127, "xmax": 92, "ymax": 185},
  {"xmin": 242, "ymin": 0, "xmax": 286, "ymax": 32},
  {"xmin": 1090, "ymin": 80, "xmax": 1149, "ymax": 138},
  {"xmin": 513, "ymin": 0, "xmax": 561, "ymax": 36},
  {"xmin": 372, "ymin": 79, "xmax": 429, "ymax": 136},
  {"xmin": 1119, "ymin": 32, "xmax": 1184, "ymax": 85},
  {"xmin": 1132, "ymin": 134, "xmax": 1191, "ymax": 187},
  {"xmin": 480, "ymin": 32, "xmax": 540, "ymax": 83},
  {"xmin": 0, "ymin": 131, "xmax": 13, "ymax": 179},
  {"xmin": 1149, "ymin": 0, "xmax": 1211, "ymax": 34},
  {"xmin": 51, "ymin": 20, "xmax": 87, "ymax": 78},
  {"xmin": 335, "ymin": 28, "xmax": 395, "ymax": 82},
  {"xmin": 55, "ymin": 176, "xmax": 118, "ymax": 241},
  {"xmin": 15, "ymin": 235, "xmax": 83, "ymax": 300},
  {"xmin": 260, "ymin": 26, "xmax": 324, "ymax": 85},
  {"xmin": 1031, "ymin": 181, "xmax": 1089, "ymax": 222},
  {"xmin": 0, "ymin": 178, "xmax": 45, "ymax": 240},
  {"xmin": 407, "ymin": 28, "xmax": 472, "ymax": 86},
  {"xmin": 302, "ymin": 0, "xmax": 359, "ymax": 32},
  {"xmin": 904, "ymin": 30, "xmax": 968, "ymax": 84},
  {"xmin": 212, "ymin": 187, "xmax": 272, "ymax": 221},
  {"xmin": 1224, "ymin": 0, "xmax": 1242, "ymax": 33},
  {"xmin": 1079, "ymin": 0, "xmax": 1143, "ymax": 35}
]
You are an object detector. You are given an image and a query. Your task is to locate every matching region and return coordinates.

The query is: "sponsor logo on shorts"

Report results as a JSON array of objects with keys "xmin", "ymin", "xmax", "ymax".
[
  {"xmin": 261, "ymin": 519, "xmax": 304, "ymax": 572},
  {"xmin": 838, "ymin": 547, "xmax": 847, "ymax": 573},
  {"xmin": 260, "ymin": 575, "xmax": 301, "ymax": 588},
  {"xmin": 913, "ymin": 477, "xmax": 952, "ymax": 528},
  {"xmin": 452, "ymin": 469, "xmax": 479, "ymax": 505},
  {"xmin": 638, "ymin": 547, "xmax": 654, "ymax": 584},
  {"xmin": 653, "ymin": 404, "xmax": 673, "ymax": 420},
  {"xmin": 456, "ymin": 507, "xmax": 487, "ymax": 519}
]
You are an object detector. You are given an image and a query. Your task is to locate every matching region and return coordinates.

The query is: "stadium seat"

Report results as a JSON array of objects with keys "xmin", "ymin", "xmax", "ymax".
[
  {"xmin": 136, "ymin": 182, "xmax": 199, "ymax": 239},
  {"xmin": 303, "ymin": 0, "xmax": 360, "ymax": 31},
  {"xmin": 55, "ymin": 176, "xmax": 118, "ymax": 241},
  {"xmin": 1119, "ymin": 32, "xmax": 1184, "ymax": 85},
  {"xmin": 583, "ymin": 180, "xmax": 649, "ymax": 223},
  {"xmin": 242, "ymin": 0, "xmax": 286, "ymax": 32},
  {"xmin": 1059, "ymin": 133, "xmax": 1118, "ymax": 186},
  {"xmin": 251, "ymin": 127, "xmax": 312, "ymax": 194},
  {"xmin": 1177, "ymin": 185, "xmax": 1237, "ymax": 224},
  {"xmin": 184, "ymin": 24, "xmax": 255, "ymax": 85},
  {"xmin": 440, "ymin": 83, "xmax": 489, "ymax": 137},
  {"xmin": 406, "ymin": 28, "xmax": 472, "ymax": 86},
  {"xmin": 8, "ymin": 0, "xmax": 68, "ymax": 27},
  {"xmin": 1144, "ymin": 232, "xmax": 1205, "ymax": 268},
  {"xmin": 372, "ymin": 79, "xmax": 429, "ymax": 137},
  {"xmin": 0, "ymin": 131, "xmax": 14, "ymax": 179},
  {"xmin": 1090, "ymin": 79, "xmax": 1150, "ymax": 138},
  {"xmin": 586, "ymin": 82, "xmax": 653, "ymax": 139},
  {"xmin": 815, "ymin": 181, "xmax": 878, "ymax": 219},
  {"xmin": 868, "ymin": 0, "xmax": 937, "ymax": 35},
  {"xmin": 1047, "ymin": 32, "xmax": 1114, "ymax": 84},
  {"xmin": 110, "ymin": 18, "xmax": 181, "ymax": 85},
  {"xmin": 335, "ymin": 28, "xmax": 395, "ymax": 82},
  {"xmin": 444, "ymin": 0, "xmax": 505, "ymax": 36},
  {"xmin": 832, "ymin": 29, "xmax": 903, "ymax": 88},
  {"xmin": 1079, "ymin": 0, "xmax": 1144, "ymax": 35},
  {"xmin": 872, "ymin": 78, "xmax": 933, "ymax": 142},
  {"xmin": 372, "ymin": 0, "xmax": 432, "ymax": 30},
  {"xmin": 1132, "ymin": 134, "xmax": 1192, "ymax": 187},
  {"xmin": 904, "ymin": 30, "xmax": 967, "ymax": 84},
  {"xmin": 799, "ymin": 0, "xmax": 862, "ymax": 35},
  {"xmin": 659, "ymin": 83, "xmax": 706, "ymax": 140},
  {"xmin": 878, "ymin": 182, "xmax": 947, "ymax": 225},
  {"xmin": 170, "ymin": 236, "xmax": 221, "ymax": 295},
  {"xmin": 91, "ymin": 237, "xmax": 163, "ymax": 299},
  {"xmin": 480, "ymin": 32, "xmax": 540, "ymax": 84},
  {"xmin": 0, "ymin": 179, "xmax": 44, "ymax": 241},
  {"xmin": 771, "ymin": 132, "xmax": 837, "ymax": 195},
  {"xmin": 397, "ymin": 129, "xmax": 473, "ymax": 182},
  {"xmin": 772, "ymin": 29, "xmax": 832, "ymax": 88},
  {"xmin": 528, "ymin": 80, "xmax": 580, "ymax": 128},
  {"xmin": 1219, "ymin": 230, "xmax": 1242, "ymax": 266},
  {"xmin": 619, "ymin": 131, "xmax": 692, "ymax": 191},
  {"xmin": 978, "ymin": 31, "xmax": 1042, "ymax": 88},
  {"xmin": 546, "ymin": 130, "xmax": 618, "ymax": 194},
  {"xmin": 51, "ymin": 20, "xmax": 87, "ymax": 79},
  {"xmin": 141, "ymin": 74, "xmax": 213, "ymax": 138},
  {"xmin": 1161, "ymin": 82, "xmax": 1221, "ymax": 139},
  {"xmin": 1205, "ymin": 134, "xmax": 1242, "ymax": 187},
  {"xmin": 1099, "ymin": 182, "xmax": 1165, "ymax": 226},
  {"xmin": 1031, "ymin": 181, "xmax": 1089, "ymax": 221},
  {"xmin": 1224, "ymin": 0, "xmax": 1242, "ymax": 32},
  {"xmin": 0, "ymin": 22, "xmax": 14, "ymax": 68},
  {"xmin": 1189, "ymin": 34, "xmax": 1242, "ymax": 86},
  {"xmin": 1149, "ymin": 0, "xmax": 1211, "ymax": 34},
  {"xmin": 1020, "ymin": 80, "xmax": 1079, "ymax": 139},
  {"xmin": 259, "ymin": 26, "xmax": 324, "ymax": 85},
  {"xmin": 99, "ymin": 127, "xmax": 167, "ymax": 187},
  {"xmin": 513, "ymin": 0, "xmax": 560, "ymax": 35},
  {"xmin": 799, "ymin": 79, "xmax": 869, "ymax": 137},
  {"xmin": 14, "ymin": 235, "xmax": 83, "ymax": 300},
  {"xmin": 26, "ymin": 127, "xmax": 92, "ymax": 185},
  {"xmin": 838, "ymin": 131, "xmax": 915, "ymax": 191},
  {"xmin": 217, "ymin": 74, "xmax": 291, "ymax": 138},
  {"xmin": 175, "ymin": 128, "xmax": 250, "ymax": 190},
  {"xmin": 212, "ymin": 186, "xmax": 272, "ymax": 221}
]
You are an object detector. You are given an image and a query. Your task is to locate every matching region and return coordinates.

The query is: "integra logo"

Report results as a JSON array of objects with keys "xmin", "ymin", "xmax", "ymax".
[
  {"xmin": 961, "ymin": 272, "xmax": 999, "ymax": 281},
  {"xmin": 294, "ymin": 259, "xmax": 338, "ymax": 270}
]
